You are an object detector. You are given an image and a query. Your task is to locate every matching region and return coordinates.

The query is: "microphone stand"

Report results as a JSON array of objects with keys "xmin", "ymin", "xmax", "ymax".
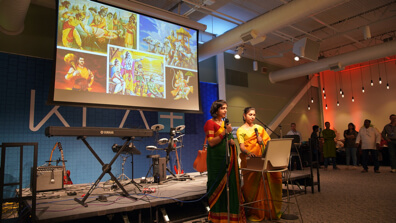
[
  {"xmin": 256, "ymin": 117, "xmax": 281, "ymax": 138},
  {"xmin": 224, "ymin": 119, "xmax": 230, "ymax": 223}
]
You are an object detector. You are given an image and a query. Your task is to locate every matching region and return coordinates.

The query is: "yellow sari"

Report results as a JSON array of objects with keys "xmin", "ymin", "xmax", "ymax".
[{"xmin": 237, "ymin": 124, "xmax": 282, "ymax": 221}]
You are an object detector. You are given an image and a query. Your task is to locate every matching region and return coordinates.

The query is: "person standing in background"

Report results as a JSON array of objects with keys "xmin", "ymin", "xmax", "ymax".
[
  {"xmin": 381, "ymin": 115, "xmax": 396, "ymax": 173},
  {"xmin": 322, "ymin": 122, "xmax": 339, "ymax": 170},
  {"xmin": 344, "ymin": 123, "xmax": 359, "ymax": 169},
  {"xmin": 356, "ymin": 119, "xmax": 381, "ymax": 173},
  {"xmin": 310, "ymin": 125, "xmax": 321, "ymax": 167},
  {"xmin": 286, "ymin": 123, "xmax": 302, "ymax": 142}
]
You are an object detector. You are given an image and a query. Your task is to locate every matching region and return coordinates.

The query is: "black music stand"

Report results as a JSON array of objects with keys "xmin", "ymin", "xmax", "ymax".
[
  {"xmin": 74, "ymin": 136, "xmax": 135, "ymax": 207},
  {"xmin": 283, "ymin": 135, "xmax": 303, "ymax": 170},
  {"xmin": 112, "ymin": 142, "xmax": 142, "ymax": 191}
]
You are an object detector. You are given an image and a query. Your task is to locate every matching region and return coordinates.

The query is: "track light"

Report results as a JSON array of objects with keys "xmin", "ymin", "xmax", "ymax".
[
  {"xmin": 362, "ymin": 87, "xmax": 365, "ymax": 93},
  {"xmin": 294, "ymin": 56, "xmax": 300, "ymax": 61},
  {"xmin": 371, "ymin": 80, "xmax": 374, "ymax": 86},
  {"xmin": 234, "ymin": 46, "xmax": 244, "ymax": 59},
  {"xmin": 379, "ymin": 77, "xmax": 382, "ymax": 84},
  {"xmin": 352, "ymin": 96, "xmax": 355, "ymax": 102}
]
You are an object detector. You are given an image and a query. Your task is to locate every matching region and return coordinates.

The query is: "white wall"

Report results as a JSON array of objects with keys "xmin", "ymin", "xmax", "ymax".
[{"xmin": 321, "ymin": 57, "xmax": 396, "ymax": 138}]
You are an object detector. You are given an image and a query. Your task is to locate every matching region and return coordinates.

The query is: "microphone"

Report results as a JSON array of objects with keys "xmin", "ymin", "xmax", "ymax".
[
  {"xmin": 254, "ymin": 128, "xmax": 262, "ymax": 145},
  {"xmin": 224, "ymin": 118, "xmax": 229, "ymax": 125}
]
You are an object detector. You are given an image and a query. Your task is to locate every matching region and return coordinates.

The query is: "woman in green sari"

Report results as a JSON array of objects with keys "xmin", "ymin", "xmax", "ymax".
[
  {"xmin": 204, "ymin": 100, "xmax": 245, "ymax": 223},
  {"xmin": 237, "ymin": 107, "xmax": 282, "ymax": 221}
]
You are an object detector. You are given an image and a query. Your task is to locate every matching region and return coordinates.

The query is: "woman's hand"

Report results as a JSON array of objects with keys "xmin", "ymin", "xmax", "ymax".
[
  {"xmin": 229, "ymin": 139, "xmax": 235, "ymax": 146},
  {"xmin": 257, "ymin": 135, "xmax": 263, "ymax": 145}
]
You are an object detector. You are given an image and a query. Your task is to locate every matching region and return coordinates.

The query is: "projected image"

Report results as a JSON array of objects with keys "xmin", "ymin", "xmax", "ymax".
[
  {"xmin": 57, "ymin": 0, "xmax": 138, "ymax": 53},
  {"xmin": 139, "ymin": 15, "xmax": 198, "ymax": 70},
  {"xmin": 52, "ymin": 0, "xmax": 200, "ymax": 112},
  {"xmin": 55, "ymin": 49, "xmax": 107, "ymax": 93},
  {"xmin": 108, "ymin": 45, "xmax": 165, "ymax": 98},
  {"xmin": 167, "ymin": 67, "xmax": 196, "ymax": 100}
]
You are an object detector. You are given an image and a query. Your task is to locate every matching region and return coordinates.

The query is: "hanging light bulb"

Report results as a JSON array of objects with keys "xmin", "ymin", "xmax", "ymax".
[
  {"xmin": 352, "ymin": 96, "xmax": 355, "ymax": 102},
  {"xmin": 325, "ymin": 104, "xmax": 328, "ymax": 110},
  {"xmin": 371, "ymin": 80, "xmax": 374, "ymax": 86},
  {"xmin": 339, "ymin": 88, "xmax": 343, "ymax": 94},
  {"xmin": 362, "ymin": 87, "xmax": 365, "ymax": 93},
  {"xmin": 387, "ymin": 83, "xmax": 390, "ymax": 89},
  {"xmin": 337, "ymin": 101, "xmax": 340, "ymax": 106},
  {"xmin": 311, "ymin": 97, "xmax": 314, "ymax": 103},
  {"xmin": 322, "ymin": 88, "xmax": 325, "ymax": 93},
  {"xmin": 324, "ymin": 94, "xmax": 327, "ymax": 99},
  {"xmin": 308, "ymin": 104, "xmax": 311, "ymax": 110},
  {"xmin": 341, "ymin": 91, "xmax": 345, "ymax": 98},
  {"xmin": 294, "ymin": 56, "xmax": 300, "ymax": 61},
  {"xmin": 379, "ymin": 77, "xmax": 382, "ymax": 84}
]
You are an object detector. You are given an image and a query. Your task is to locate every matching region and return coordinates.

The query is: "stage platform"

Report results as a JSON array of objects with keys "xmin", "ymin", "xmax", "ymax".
[{"xmin": 22, "ymin": 170, "xmax": 311, "ymax": 222}]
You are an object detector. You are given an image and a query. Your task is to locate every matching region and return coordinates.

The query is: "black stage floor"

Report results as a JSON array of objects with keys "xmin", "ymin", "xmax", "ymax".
[{"xmin": 22, "ymin": 171, "xmax": 311, "ymax": 222}]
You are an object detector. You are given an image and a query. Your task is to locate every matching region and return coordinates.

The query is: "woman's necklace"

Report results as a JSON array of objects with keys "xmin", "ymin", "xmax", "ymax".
[{"xmin": 213, "ymin": 118, "xmax": 222, "ymax": 126}]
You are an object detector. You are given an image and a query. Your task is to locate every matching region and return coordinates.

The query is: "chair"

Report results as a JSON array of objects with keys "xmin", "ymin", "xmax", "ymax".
[{"xmin": 239, "ymin": 138, "xmax": 303, "ymax": 221}]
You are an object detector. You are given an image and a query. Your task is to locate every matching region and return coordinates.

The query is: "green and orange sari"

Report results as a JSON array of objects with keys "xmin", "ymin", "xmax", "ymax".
[{"xmin": 204, "ymin": 119, "xmax": 245, "ymax": 223}]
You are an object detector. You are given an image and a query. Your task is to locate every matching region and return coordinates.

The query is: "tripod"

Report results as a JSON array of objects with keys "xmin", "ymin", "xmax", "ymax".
[{"xmin": 117, "ymin": 154, "xmax": 131, "ymax": 181}]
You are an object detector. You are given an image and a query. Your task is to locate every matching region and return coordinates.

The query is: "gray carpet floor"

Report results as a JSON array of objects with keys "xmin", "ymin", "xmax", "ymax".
[{"xmin": 275, "ymin": 165, "xmax": 396, "ymax": 223}]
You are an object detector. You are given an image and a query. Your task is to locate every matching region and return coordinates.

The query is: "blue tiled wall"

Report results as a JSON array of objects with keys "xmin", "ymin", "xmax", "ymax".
[{"xmin": 0, "ymin": 52, "xmax": 218, "ymax": 188}]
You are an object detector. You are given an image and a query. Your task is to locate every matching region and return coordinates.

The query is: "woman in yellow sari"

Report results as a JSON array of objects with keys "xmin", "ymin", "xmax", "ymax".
[{"xmin": 236, "ymin": 107, "xmax": 283, "ymax": 221}]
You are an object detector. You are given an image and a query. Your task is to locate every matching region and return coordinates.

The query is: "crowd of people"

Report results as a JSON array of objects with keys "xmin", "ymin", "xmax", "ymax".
[
  {"xmin": 203, "ymin": 99, "xmax": 396, "ymax": 222},
  {"xmin": 309, "ymin": 114, "xmax": 396, "ymax": 173}
]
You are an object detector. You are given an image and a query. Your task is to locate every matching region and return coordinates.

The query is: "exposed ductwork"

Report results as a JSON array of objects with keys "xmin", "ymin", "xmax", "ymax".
[
  {"xmin": 198, "ymin": 0, "xmax": 348, "ymax": 62},
  {"xmin": 0, "ymin": 0, "xmax": 31, "ymax": 35},
  {"xmin": 269, "ymin": 40, "xmax": 396, "ymax": 83}
]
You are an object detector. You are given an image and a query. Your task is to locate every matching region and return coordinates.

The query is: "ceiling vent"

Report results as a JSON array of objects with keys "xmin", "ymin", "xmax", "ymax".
[
  {"xmin": 329, "ymin": 62, "xmax": 344, "ymax": 72},
  {"xmin": 240, "ymin": 30, "xmax": 257, "ymax": 43}
]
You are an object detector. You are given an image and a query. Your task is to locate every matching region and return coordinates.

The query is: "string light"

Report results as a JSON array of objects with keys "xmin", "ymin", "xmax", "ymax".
[
  {"xmin": 360, "ymin": 64, "xmax": 365, "ymax": 93},
  {"xmin": 369, "ymin": 61, "xmax": 374, "ymax": 86},
  {"xmin": 377, "ymin": 59, "xmax": 382, "ymax": 84},
  {"xmin": 384, "ymin": 59, "xmax": 390, "ymax": 90},
  {"xmin": 350, "ymin": 71, "xmax": 354, "ymax": 103}
]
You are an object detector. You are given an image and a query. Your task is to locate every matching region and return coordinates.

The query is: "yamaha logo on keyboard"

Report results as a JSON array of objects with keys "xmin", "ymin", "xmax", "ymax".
[{"xmin": 100, "ymin": 130, "xmax": 114, "ymax": 135}]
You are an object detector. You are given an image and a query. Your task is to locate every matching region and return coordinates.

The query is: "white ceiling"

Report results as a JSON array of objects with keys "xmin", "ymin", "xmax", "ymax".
[{"xmin": 134, "ymin": 0, "xmax": 396, "ymax": 68}]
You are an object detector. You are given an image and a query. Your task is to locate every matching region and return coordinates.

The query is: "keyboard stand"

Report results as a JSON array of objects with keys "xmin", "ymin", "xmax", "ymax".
[{"xmin": 74, "ymin": 136, "xmax": 135, "ymax": 207}]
